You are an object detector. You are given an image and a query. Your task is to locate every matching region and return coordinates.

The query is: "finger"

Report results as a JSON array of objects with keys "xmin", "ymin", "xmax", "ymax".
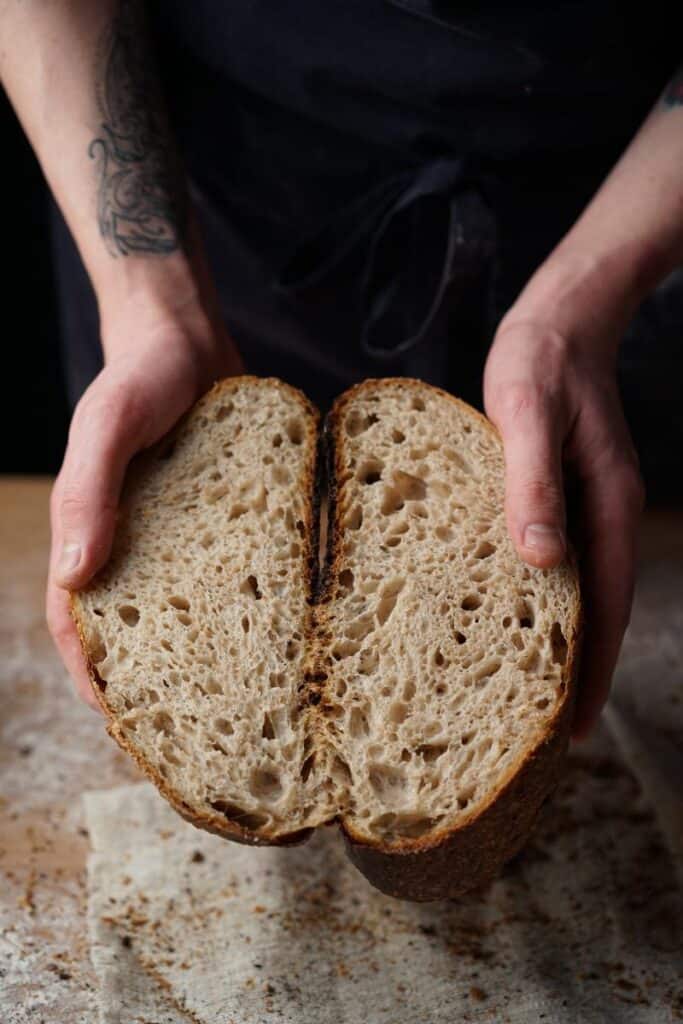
[
  {"xmin": 46, "ymin": 577, "xmax": 103, "ymax": 713},
  {"xmin": 492, "ymin": 384, "xmax": 567, "ymax": 568},
  {"xmin": 571, "ymin": 463, "xmax": 645, "ymax": 740},
  {"xmin": 51, "ymin": 377, "xmax": 149, "ymax": 590}
]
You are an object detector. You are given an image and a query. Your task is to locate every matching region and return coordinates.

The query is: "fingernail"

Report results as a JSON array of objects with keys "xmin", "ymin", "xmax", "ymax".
[
  {"xmin": 57, "ymin": 542, "xmax": 82, "ymax": 582},
  {"xmin": 523, "ymin": 524, "xmax": 565, "ymax": 559}
]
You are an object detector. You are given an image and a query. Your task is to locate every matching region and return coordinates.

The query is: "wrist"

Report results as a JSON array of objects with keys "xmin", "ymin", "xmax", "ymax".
[
  {"xmin": 94, "ymin": 216, "xmax": 241, "ymax": 387},
  {"xmin": 500, "ymin": 240, "xmax": 654, "ymax": 361}
]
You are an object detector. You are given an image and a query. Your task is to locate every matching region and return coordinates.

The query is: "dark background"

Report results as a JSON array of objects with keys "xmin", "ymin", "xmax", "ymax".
[
  {"xmin": 2, "ymin": 84, "xmax": 682, "ymax": 499},
  {"xmin": 2, "ymin": 89, "xmax": 70, "ymax": 475}
]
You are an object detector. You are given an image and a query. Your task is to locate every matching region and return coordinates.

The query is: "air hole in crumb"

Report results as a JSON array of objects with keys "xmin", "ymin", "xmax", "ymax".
[
  {"xmin": 250, "ymin": 768, "xmax": 283, "ymax": 802},
  {"xmin": 161, "ymin": 743, "xmax": 181, "ymax": 766},
  {"xmin": 520, "ymin": 648, "xmax": 540, "ymax": 673},
  {"xmin": 474, "ymin": 540, "xmax": 496, "ymax": 559},
  {"xmin": 357, "ymin": 458, "xmax": 384, "ymax": 485},
  {"xmin": 368, "ymin": 764, "xmax": 407, "ymax": 804},
  {"xmin": 455, "ymin": 631, "xmax": 467, "ymax": 645},
  {"xmin": 215, "ymin": 718, "xmax": 234, "ymax": 736},
  {"xmin": 93, "ymin": 608, "xmax": 104, "ymax": 617},
  {"xmin": 261, "ymin": 713, "xmax": 275, "ymax": 740},
  {"xmin": 403, "ymin": 679, "xmax": 416, "ymax": 701},
  {"xmin": 475, "ymin": 659, "xmax": 502, "ymax": 683},
  {"xmin": 331, "ymin": 755, "xmax": 352, "ymax": 784},
  {"xmin": 168, "ymin": 596, "xmax": 190, "ymax": 611},
  {"xmin": 345, "ymin": 410, "xmax": 379, "ymax": 437},
  {"xmin": 345, "ymin": 505, "xmax": 363, "ymax": 530},
  {"xmin": 210, "ymin": 801, "xmax": 268, "ymax": 831},
  {"xmin": 457, "ymin": 788, "xmax": 474, "ymax": 810},
  {"xmin": 400, "ymin": 749, "xmax": 411, "ymax": 763},
  {"xmin": 443, "ymin": 448, "xmax": 472, "ymax": 474},
  {"xmin": 272, "ymin": 433, "xmax": 283, "ymax": 448},
  {"xmin": 285, "ymin": 639, "xmax": 299, "ymax": 661},
  {"xmin": 90, "ymin": 633, "xmax": 108, "ymax": 664},
  {"xmin": 381, "ymin": 487, "xmax": 404, "ymax": 516},
  {"xmin": 269, "ymin": 672, "xmax": 285, "ymax": 689},
  {"xmin": 153, "ymin": 711, "xmax": 175, "ymax": 735},
  {"xmin": 506, "ymin": 687, "xmax": 519, "ymax": 702},
  {"xmin": 345, "ymin": 615, "xmax": 375, "ymax": 641},
  {"xmin": 332, "ymin": 639, "xmax": 360, "ymax": 661},
  {"xmin": 349, "ymin": 706, "xmax": 370, "ymax": 738},
  {"xmin": 435, "ymin": 525, "xmax": 453, "ymax": 542},
  {"xmin": 392, "ymin": 429, "xmax": 405, "ymax": 444},
  {"xmin": 550, "ymin": 622, "xmax": 568, "ymax": 665},
  {"xmin": 461, "ymin": 731, "xmax": 475, "ymax": 745},
  {"xmin": 389, "ymin": 702, "xmax": 408, "ymax": 724},
  {"xmin": 434, "ymin": 648, "xmax": 446, "ymax": 667},
  {"xmin": 517, "ymin": 599, "xmax": 535, "ymax": 628},
  {"xmin": 200, "ymin": 532, "xmax": 215, "ymax": 549},
  {"xmin": 461, "ymin": 594, "xmax": 482, "ymax": 611},
  {"xmin": 417, "ymin": 743, "xmax": 448, "ymax": 763},
  {"xmin": 286, "ymin": 418, "xmax": 304, "ymax": 444},
  {"xmin": 118, "ymin": 605, "xmax": 139, "ymax": 627},
  {"xmin": 229, "ymin": 502, "xmax": 248, "ymax": 520},
  {"xmin": 502, "ymin": 616, "xmax": 512, "ymax": 628},
  {"xmin": 241, "ymin": 615, "xmax": 250, "ymax": 634},
  {"xmin": 536, "ymin": 697, "xmax": 550, "ymax": 710},
  {"xmin": 411, "ymin": 396, "xmax": 426, "ymax": 411},
  {"xmin": 376, "ymin": 578, "xmax": 404, "ymax": 626},
  {"xmin": 300, "ymin": 754, "xmax": 315, "ymax": 782},
  {"xmin": 241, "ymin": 575, "xmax": 262, "ymax": 600},
  {"xmin": 510, "ymin": 632, "xmax": 524, "ymax": 651},
  {"xmin": 338, "ymin": 569, "xmax": 354, "ymax": 592},
  {"xmin": 272, "ymin": 465, "xmax": 290, "ymax": 485},
  {"xmin": 358, "ymin": 647, "xmax": 379, "ymax": 675},
  {"xmin": 393, "ymin": 470, "xmax": 427, "ymax": 502},
  {"xmin": 215, "ymin": 402, "xmax": 233, "ymax": 422}
]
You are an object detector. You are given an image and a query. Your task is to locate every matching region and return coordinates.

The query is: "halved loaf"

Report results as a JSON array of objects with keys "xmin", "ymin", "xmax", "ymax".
[{"xmin": 72, "ymin": 376, "xmax": 581, "ymax": 899}]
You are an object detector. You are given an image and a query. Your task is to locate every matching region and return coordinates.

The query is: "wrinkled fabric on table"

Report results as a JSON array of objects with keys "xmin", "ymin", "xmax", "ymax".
[{"xmin": 84, "ymin": 656, "xmax": 683, "ymax": 1024}]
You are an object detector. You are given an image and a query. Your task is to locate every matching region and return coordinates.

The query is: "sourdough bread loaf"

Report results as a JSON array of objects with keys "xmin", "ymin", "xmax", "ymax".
[{"xmin": 72, "ymin": 376, "xmax": 581, "ymax": 899}]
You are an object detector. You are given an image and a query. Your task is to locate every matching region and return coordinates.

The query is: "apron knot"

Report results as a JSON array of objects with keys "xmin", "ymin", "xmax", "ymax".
[{"xmin": 277, "ymin": 157, "xmax": 496, "ymax": 358}]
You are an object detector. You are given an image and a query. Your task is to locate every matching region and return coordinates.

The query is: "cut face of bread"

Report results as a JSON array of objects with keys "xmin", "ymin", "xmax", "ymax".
[
  {"xmin": 72, "ymin": 376, "xmax": 580, "ymax": 898},
  {"xmin": 316, "ymin": 380, "xmax": 579, "ymax": 875},
  {"xmin": 73, "ymin": 378, "xmax": 325, "ymax": 841}
]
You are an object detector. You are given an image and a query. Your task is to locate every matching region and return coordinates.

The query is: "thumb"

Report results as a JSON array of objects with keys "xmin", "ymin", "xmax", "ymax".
[
  {"xmin": 493, "ymin": 387, "xmax": 567, "ymax": 569},
  {"xmin": 51, "ymin": 379, "xmax": 149, "ymax": 590}
]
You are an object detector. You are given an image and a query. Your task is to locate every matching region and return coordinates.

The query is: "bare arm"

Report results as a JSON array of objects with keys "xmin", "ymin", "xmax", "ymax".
[
  {"xmin": 485, "ymin": 68, "xmax": 683, "ymax": 738},
  {"xmin": 1, "ymin": 0, "xmax": 242, "ymax": 708}
]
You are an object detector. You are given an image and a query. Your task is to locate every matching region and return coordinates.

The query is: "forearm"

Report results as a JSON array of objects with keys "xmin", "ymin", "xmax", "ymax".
[
  {"xmin": 503, "ymin": 67, "xmax": 683, "ymax": 352},
  {"xmin": 0, "ymin": 0, "xmax": 215, "ymax": 356}
]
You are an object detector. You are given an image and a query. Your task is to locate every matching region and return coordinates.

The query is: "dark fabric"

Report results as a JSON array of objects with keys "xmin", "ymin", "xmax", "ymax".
[{"xmin": 51, "ymin": 2, "xmax": 683, "ymax": 492}]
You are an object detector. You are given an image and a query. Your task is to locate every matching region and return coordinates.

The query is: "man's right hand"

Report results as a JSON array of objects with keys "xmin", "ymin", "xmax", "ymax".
[{"xmin": 46, "ymin": 295, "xmax": 244, "ymax": 710}]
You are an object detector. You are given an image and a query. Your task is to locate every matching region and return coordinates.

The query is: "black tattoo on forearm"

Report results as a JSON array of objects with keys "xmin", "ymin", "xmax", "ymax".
[
  {"xmin": 662, "ymin": 66, "xmax": 683, "ymax": 108},
  {"xmin": 88, "ymin": 0, "xmax": 186, "ymax": 257}
]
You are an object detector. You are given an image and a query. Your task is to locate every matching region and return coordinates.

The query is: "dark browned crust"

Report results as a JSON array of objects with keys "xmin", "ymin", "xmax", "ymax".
[
  {"xmin": 71, "ymin": 375, "xmax": 582, "ymax": 899},
  {"xmin": 71, "ymin": 376, "xmax": 320, "ymax": 847},
  {"xmin": 320, "ymin": 377, "xmax": 582, "ymax": 900}
]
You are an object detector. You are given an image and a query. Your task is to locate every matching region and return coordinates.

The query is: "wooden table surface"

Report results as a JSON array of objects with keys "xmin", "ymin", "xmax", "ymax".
[{"xmin": 1, "ymin": 477, "xmax": 681, "ymax": 1023}]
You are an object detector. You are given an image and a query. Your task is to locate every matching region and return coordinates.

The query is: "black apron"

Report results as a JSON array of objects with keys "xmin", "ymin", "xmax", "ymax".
[{"xmin": 52, "ymin": 2, "xmax": 675, "ymax": 411}]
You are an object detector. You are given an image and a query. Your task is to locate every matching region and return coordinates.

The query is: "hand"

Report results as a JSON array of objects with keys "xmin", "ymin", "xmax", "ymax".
[
  {"xmin": 484, "ymin": 305, "xmax": 644, "ymax": 741},
  {"xmin": 46, "ymin": 295, "xmax": 244, "ymax": 711}
]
